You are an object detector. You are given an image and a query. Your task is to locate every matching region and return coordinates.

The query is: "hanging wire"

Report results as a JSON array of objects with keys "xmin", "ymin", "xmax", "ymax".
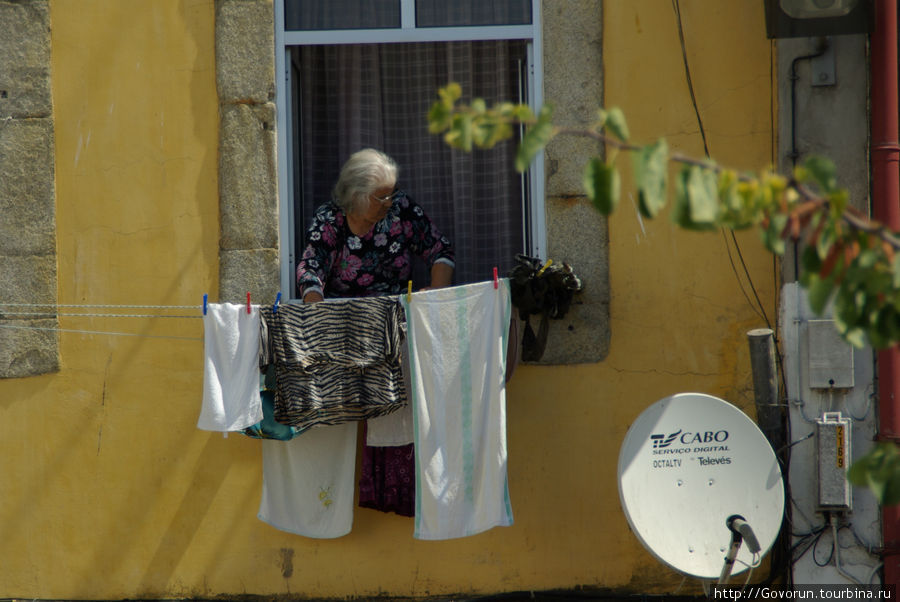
[
  {"xmin": 672, "ymin": 0, "xmax": 710, "ymax": 157},
  {"xmin": 0, "ymin": 323, "xmax": 202, "ymax": 342},
  {"xmin": 670, "ymin": 1, "xmax": 775, "ymax": 329},
  {"xmin": 0, "ymin": 302, "xmax": 201, "ymax": 309},
  {"xmin": 0, "ymin": 302, "xmax": 206, "ymax": 340},
  {"xmin": 670, "ymin": 10, "xmax": 795, "ymax": 587},
  {"xmin": 1, "ymin": 311, "xmax": 200, "ymax": 319}
]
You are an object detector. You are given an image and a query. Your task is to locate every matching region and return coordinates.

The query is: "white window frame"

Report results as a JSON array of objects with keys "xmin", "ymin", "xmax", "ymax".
[{"xmin": 274, "ymin": 0, "xmax": 546, "ymax": 298}]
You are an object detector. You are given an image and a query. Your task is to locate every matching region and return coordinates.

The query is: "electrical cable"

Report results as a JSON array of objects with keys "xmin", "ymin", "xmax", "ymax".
[
  {"xmin": 831, "ymin": 514, "xmax": 865, "ymax": 584},
  {"xmin": 792, "ymin": 526, "xmax": 827, "ymax": 564},
  {"xmin": 671, "ymin": 1, "xmax": 777, "ymax": 331},
  {"xmin": 722, "ymin": 229, "xmax": 770, "ymax": 325},
  {"xmin": 788, "ymin": 40, "xmax": 829, "ymax": 280},
  {"xmin": 671, "ymin": 0, "xmax": 709, "ymax": 157},
  {"xmin": 813, "ymin": 522, "xmax": 836, "ymax": 567},
  {"xmin": 672, "ymin": 7, "xmax": 792, "ymax": 586},
  {"xmin": 729, "ymin": 229, "xmax": 773, "ymax": 329}
]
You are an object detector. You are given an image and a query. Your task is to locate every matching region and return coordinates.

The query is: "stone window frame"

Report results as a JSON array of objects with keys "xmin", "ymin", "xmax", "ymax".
[
  {"xmin": 0, "ymin": 0, "xmax": 59, "ymax": 379},
  {"xmin": 215, "ymin": 0, "xmax": 609, "ymax": 364}
]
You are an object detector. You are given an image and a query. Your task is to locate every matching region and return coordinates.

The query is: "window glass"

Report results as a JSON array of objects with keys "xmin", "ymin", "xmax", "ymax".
[
  {"xmin": 292, "ymin": 41, "xmax": 528, "ymax": 292},
  {"xmin": 416, "ymin": 0, "xmax": 531, "ymax": 27},
  {"xmin": 284, "ymin": 0, "xmax": 400, "ymax": 31}
]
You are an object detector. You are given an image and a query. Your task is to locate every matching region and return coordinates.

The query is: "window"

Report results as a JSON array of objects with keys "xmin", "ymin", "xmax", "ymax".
[{"xmin": 275, "ymin": 0, "xmax": 545, "ymax": 298}]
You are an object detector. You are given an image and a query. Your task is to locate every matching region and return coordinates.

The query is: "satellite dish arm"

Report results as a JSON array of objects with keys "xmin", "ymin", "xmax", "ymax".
[
  {"xmin": 719, "ymin": 515, "xmax": 761, "ymax": 585},
  {"xmin": 728, "ymin": 515, "xmax": 761, "ymax": 553},
  {"xmin": 718, "ymin": 528, "xmax": 743, "ymax": 585}
]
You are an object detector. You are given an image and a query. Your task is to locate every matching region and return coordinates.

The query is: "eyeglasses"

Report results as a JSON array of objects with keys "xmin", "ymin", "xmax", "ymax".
[{"xmin": 371, "ymin": 189, "xmax": 402, "ymax": 205}]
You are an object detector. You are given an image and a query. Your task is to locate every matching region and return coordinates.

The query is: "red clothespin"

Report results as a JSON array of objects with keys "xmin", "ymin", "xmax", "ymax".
[
  {"xmin": 493, "ymin": 267, "xmax": 498, "ymax": 289},
  {"xmin": 202, "ymin": 293, "xmax": 208, "ymax": 315},
  {"xmin": 246, "ymin": 292, "xmax": 251, "ymax": 314}
]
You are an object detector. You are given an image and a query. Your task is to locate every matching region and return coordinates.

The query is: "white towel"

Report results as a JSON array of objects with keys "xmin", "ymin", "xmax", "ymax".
[
  {"xmin": 258, "ymin": 422, "xmax": 357, "ymax": 538},
  {"xmin": 366, "ymin": 332, "xmax": 414, "ymax": 446},
  {"xmin": 403, "ymin": 279, "xmax": 514, "ymax": 540},
  {"xmin": 198, "ymin": 303, "xmax": 263, "ymax": 431}
]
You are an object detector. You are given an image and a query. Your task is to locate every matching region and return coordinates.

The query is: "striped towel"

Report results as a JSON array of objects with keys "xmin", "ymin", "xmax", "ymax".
[
  {"xmin": 403, "ymin": 279, "xmax": 514, "ymax": 540},
  {"xmin": 259, "ymin": 297, "xmax": 407, "ymax": 431}
]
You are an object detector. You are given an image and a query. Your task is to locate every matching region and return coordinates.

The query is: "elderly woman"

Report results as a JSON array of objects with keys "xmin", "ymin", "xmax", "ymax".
[
  {"xmin": 295, "ymin": 148, "xmax": 453, "ymax": 518},
  {"xmin": 297, "ymin": 148, "xmax": 454, "ymax": 302}
]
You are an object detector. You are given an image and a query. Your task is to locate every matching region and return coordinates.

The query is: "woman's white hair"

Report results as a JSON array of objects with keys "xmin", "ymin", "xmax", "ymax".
[{"xmin": 333, "ymin": 148, "xmax": 399, "ymax": 214}]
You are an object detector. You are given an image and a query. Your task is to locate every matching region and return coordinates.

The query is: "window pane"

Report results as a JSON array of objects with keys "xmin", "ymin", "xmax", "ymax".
[
  {"xmin": 284, "ymin": 0, "xmax": 400, "ymax": 31},
  {"xmin": 416, "ymin": 0, "xmax": 531, "ymax": 27},
  {"xmin": 293, "ymin": 41, "xmax": 528, "ymax": 291}
]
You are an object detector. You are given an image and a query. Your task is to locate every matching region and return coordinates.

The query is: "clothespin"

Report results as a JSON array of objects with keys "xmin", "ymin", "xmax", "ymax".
[
  {"xmin": 492, "ymin": 267, "xmax": 499, "ymax": 289},
  {"xmin": 273, "ymin": 292, "xmax": 281, "ymax": 314},
  {"xmin": 537, "ymin": 258, "xmax": 553, "ymax": 276},
  {"xmin": 202, "ymin": 293, "xmax": 208, "ymax": 315},
  {"xmin": 246, "ymin": 292, "xmax": 251, "ymax": 314},
  {"xmin": 407, "ymin": 280, "xmax": 413, "ymax": 303}
]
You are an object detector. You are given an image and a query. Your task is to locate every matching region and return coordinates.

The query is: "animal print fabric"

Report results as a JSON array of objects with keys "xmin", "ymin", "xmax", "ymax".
[{"xmin": 259, "ymin": 297, "xmax": 407, "ymax": 431}]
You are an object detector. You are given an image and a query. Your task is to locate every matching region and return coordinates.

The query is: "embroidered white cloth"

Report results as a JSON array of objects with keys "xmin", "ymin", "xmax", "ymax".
[
  {"xmin": 198, "ymin": 303, "xmax": 263, "ymax": 431},
  {"xmin": 402, "ymin": 279, "xmax": 514, "ymax": 540},
  {"xmin": 258, "ymin": 422, "xmax": 357, "ymax": 538}
]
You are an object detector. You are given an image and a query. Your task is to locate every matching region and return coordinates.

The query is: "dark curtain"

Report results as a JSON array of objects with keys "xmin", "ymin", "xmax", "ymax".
[{"xmin": 292, "ymin": 40, "xmax": 528, "ymax": 291}]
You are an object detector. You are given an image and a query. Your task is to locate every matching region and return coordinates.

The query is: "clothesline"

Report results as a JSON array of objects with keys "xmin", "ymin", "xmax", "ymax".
[
  {"xmin": 0, "ymin": 323, "xmax": 202, "ymax": 341},
  {"xmin": 0, "ymin": 303, "xmax": 201, "ymax": 309},
  {"xmin": 1, "ymin": 312, "xmax": 201, "ymax": 319}
]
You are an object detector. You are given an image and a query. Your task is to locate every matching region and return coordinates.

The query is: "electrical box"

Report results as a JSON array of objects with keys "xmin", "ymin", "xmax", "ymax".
[
  {"xmin": 816, "ymin": 412, "xmax": 852, "ymax": 511},
  {"xmin": 808, "ymin": 320, "xmax": 854, "ymax": 389}
]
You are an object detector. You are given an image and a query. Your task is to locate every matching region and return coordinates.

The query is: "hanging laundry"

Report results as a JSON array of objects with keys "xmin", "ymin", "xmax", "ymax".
[
  {"xmin": 259, "ymin": 297, "xmax": 407, "ymax": 431},
  {"xmin": 402, "ymin": 279, "xmax": 514, "ymax": 540},
  {"xmin": 365, "ymin": 328, "xmax": 414, "ymax": 446},
  {"xmin": 241, "ymin": 390, "xmax": 299, "ymax": 441},
  {"xmin": 358, "ymin": 436, "xmax": 416, "ymax": 517},
  {"xmin": 258, "ymin": 422, "xmax": 357, "ymax": 538},
  {"xmin": 198, "ymin": 302, "xmax": 263, "ymax": 432}
]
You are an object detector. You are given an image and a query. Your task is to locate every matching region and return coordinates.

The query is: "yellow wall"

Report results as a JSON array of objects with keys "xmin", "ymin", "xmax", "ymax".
[{"xmin": 0, "ymin": 1, "xmax": 776, "ymax": 598}]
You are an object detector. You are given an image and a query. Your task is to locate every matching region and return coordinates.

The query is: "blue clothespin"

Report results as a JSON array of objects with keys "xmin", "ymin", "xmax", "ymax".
[
  {"xmin": 202, "ymin": 293, "xmax": 208, "ymax": 315},
  {"xmin": 274, "ymin": 292, "xmax": 282, "ymax": 313}
]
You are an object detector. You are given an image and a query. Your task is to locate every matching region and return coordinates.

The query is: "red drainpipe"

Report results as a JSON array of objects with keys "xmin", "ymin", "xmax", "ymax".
[{"xmin": 871, "ymin": 0, "xmax": 900, "ymax": 588}]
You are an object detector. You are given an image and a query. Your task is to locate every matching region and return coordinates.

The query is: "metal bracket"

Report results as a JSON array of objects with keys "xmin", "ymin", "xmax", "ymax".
[{"xmin": 811, "ymin": 38, "xmax": 836, "ymax": 86}]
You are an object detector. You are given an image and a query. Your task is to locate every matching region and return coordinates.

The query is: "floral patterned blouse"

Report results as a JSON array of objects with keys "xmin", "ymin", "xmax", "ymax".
[{"xmin": 296, "ymin": 191, "xmax": 455, "ymax": 299}]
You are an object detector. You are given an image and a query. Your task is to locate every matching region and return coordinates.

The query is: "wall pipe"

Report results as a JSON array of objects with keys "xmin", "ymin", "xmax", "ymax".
[{"xmin": 871, "ymin": 0, "xmax": 900, "ymax": 588}]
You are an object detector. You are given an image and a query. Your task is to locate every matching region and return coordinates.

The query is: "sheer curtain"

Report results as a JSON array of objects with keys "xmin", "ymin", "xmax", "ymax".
[{"xmin": 292, "ymin": 40, "xmax": 527, "ymax": 293}]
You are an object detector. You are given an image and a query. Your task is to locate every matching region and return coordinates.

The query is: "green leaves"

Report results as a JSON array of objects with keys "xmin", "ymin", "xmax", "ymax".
[
  {"xmin": 427, "ymin": 83, "xmax": 526, "ymax": 153},
  {"xmin": 802, "ymin": 155, "xmax": 838, "ymax": 194},
  {"xmin": 599, "ymin": 107, "xmax": 630, "ymax": 143},
  {"xmin": 583, "ymin": 158, "xmax": 620, "ymax": 215},
  {"xmin": 848, "ymin": 442, "xmax": 900, "ymax": 505},
  {"xmin": 428, "ymin": 87, "xmax": 900, "ymax": 352},
  {"xmin": 515, "ymin": 105, "xmax": 555, "ymax": 172},
  {"xmin": 427, "ymin": 82, "xmax": 462, "ymax": 134},
  {"xmin": 427, "ymin": 86, "xmax": 900, "ymax": 505},
  {"xmin": 673, "ymin": 164, "xmax": 719, "ymax": 231},
  {"xmin": 632, "ymin": 139, "xmax": 668, "ymax": 218}
]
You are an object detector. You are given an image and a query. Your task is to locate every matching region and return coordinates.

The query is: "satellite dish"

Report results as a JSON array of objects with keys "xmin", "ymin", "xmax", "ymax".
[{"xmin": 617, "ymin": 392, "xmax": 784, "ymax": 579}]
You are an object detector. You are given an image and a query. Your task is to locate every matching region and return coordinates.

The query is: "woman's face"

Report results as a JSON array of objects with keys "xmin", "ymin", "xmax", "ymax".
[{"xmin": 357, "ymin": 183, "xmax": 396, "ymax": 225}]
